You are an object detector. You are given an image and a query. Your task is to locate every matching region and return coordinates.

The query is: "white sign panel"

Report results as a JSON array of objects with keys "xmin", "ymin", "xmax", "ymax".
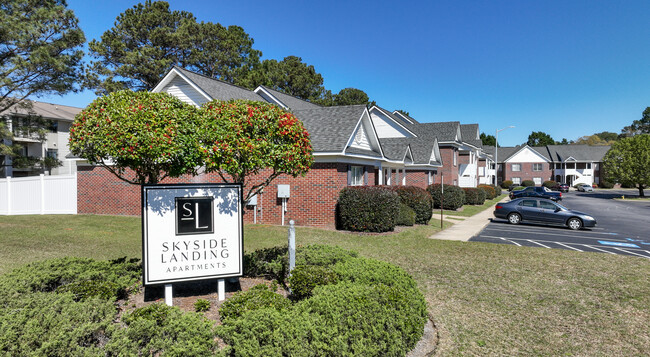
[{"xmin": 142, "ymin": 184, "xmax": 243, "ymax": 285}]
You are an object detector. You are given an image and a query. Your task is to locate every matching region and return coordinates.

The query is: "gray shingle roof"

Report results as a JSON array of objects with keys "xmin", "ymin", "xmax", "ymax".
[
  {"xmin": 380, "ymin": 122, "xmax": 442, "ymax": 166},
  {"xmin": 412, "ymin": 121, "xmax": 460, "ymax": 143},
  {"xmin": 545, "ymin": 145, "xmax": 610, "ymax": 162},
  {"xmin": 460, "ymin": 124, "xmax": 482, "ymax": 148},
  {"xmin": 378, "ymin": 139, "xmax": 409, "ymax": 161},
  {"xmin": 1, "ymin": 100, "xmax": 82, "ymax": 121},
  {"xmin": 392, "ymin": 111, "xmax": 419, "ymax": 124},
  {"xmin": 257, "ymin": 86, "xmax": 321, "ymax": 111},
  {"xmin": 371, "ymin": 105, "xmax": 416, "ymax": 132},
  {"xmin": 173, "ymin": 66, "xmax": 264, "ymax": 102},
  {"xmin": 292, "ymin": 105, "xmax": 368, "ymax": 153}
]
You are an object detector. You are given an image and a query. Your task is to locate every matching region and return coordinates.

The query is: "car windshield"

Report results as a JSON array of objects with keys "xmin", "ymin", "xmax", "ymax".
[
  {"xmin": 543, "ymin": 187, "xmax": 550, "ymax": 192},
  {"xmin": 554, "ymin": 202, "xmax": 569, "ymax": 210}
]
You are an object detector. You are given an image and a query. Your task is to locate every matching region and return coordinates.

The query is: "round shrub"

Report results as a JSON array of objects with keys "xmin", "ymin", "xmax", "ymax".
[
  {"xmin": 599, "ymin": 180, "xmax": 614, "ymax": 188},
  {"xmin": 463, "ymin": 187, "xmax": 486, "ymax": 205},
  {"xmin": 337, "ymin": 186, "xmax": 399, "ymax": 232},
  {"xmin": 492, "ymin": 185, "xmax": 503, "ymax": 196},
  {"xmin": 288, "ymin": 265, "xmax": 339, "ymax": 300},
  {"xmin": 396, "ymin": 203, "xmax": 416, "ymax": 226},
  {"xmin": 427, "ymin": 184, "xmax": 465, "ymax": 210},
  {"xmin": 501, "ymin": 180, "xmax": 513, "ymax": 189},
  {"xmin": 391, "ymin": 186, "xmax": 433, "ymax": 224},
  {"xmin": 296, "ymin": 245, "xmax": 358, "ymax": 266},
  {"xmin": 477, "ymin": 184, "xmax": 496, "ymax": 199},
  {"xmin": 512, "ymin": 186, "xmax": 525, "ymax": 191},
  {"xmin": 522, "ymin": 180, "xmax": 535, "ymax": 187},
  {"xmin": 219, "ymin": 284, "xmax": 291, "ymax": 322},
  {"xmin": 194, "ymin": 299, "xmax": 211, "ymax": 312},
  {"xmin": 218, "ymin": 250, "xmax": 427, "ymax": 357},
  {"xmin": 542, "ymin": 180, "xmax": 557, "ymax": 189}
]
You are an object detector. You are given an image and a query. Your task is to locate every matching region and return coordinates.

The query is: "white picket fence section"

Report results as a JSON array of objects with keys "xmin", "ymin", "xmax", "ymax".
[{"xmin": 0, "ymin": 174, "xmax": 77, "ymax": 215}]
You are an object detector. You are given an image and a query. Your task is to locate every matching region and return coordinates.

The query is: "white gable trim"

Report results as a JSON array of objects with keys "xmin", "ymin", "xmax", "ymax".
[
  {"xmin": 253, "ymin": 86, "xmax": 288, "ymax": 110},
  {"xmin": 503, "ymin": 145, "xmax": 550, "ymax": 163},
  {"xmin": 403, "ymin": 146, "xmax": 414, "ymax": 164},
  {"xmin": 392, "ymin": 111, "xmax": 414, "ymax": 124},
  {"xmin": 564, "ymin": 156, "xmax": 577, "ymax": 162},
  {"xmin": 151, "ymin": 68, "xmax": 212, "ymax": 103},
  {"xmin": 369, "ymin": 106, "xmax": 417, "ymax": 138},
  {"xmin": 343, "ymin": 108, "xmax": 384, "ymax": 158}
]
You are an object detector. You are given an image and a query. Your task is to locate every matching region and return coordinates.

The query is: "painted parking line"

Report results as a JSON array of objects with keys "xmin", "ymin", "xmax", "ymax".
[
  {"xmin": 485, "ymin": 224, "xmax": 627, "ymax": 237},
  {"xmin": 556, "ymin": 242, "xmax": 583, "ymax": 252},
  {"xmin": 499, "ymin": 237, "xmax": 522, "ymax": 246},
  {"xmin": 481, "ymin": 228, "xmax": 629, "ymax": 243},
  {"xmin": 612, "ymin": 248, "xmax": 650, "ymax": 259},
  {"xmin": 527, "ymin": 240, "xmax": 551, "ymax": 248},
  {"xmin": 582, "ymin": 245, "xmax": 617, "ymax": 255}
]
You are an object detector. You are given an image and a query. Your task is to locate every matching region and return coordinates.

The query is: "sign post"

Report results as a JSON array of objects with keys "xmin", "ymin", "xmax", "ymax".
[
  {"xmin": 142, "ymin": 184, "xmax": 244, "ymax": 305},
  {"xmin": 440, "ymin": 174, "xmax": 444, "ymax": 228}
]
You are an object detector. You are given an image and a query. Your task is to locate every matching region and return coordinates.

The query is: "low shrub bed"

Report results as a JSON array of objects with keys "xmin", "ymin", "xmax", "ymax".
[
  {"xmin": 391, "ymin": 186, "xmax": 433, "ymax": 224},
  {"xmin": 463, "ymin": 187, "xmax": 486, "ymax": 205},
  {"xmin": 522, "ymin": 180, "xmax": 535, "ymax": 187},
  {"xmin": 1, "ymin": 246, "xmax": 426, "ymax": 356},
  {"xmin": 477, "ymin": 184, "xmax": 496, "ymax": 199},
  {"xmin": 427, "ymin": 184, "xmax": 465, "ymax": 210},
  {"xmin": 543, "ymin": 180, "xmax": 557, "ymax": 189},
  {"xmin": 337, "ymin": 186, "xmax": 399, "ymax": 232},
  {"xmin": 501, "ymin": 180, "xmax": 513, "ymax": 189}
]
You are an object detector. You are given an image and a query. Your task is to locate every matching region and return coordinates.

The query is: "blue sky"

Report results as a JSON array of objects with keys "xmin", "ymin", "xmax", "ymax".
[{"xmin": 38, "ymin": 0, "xmax": 650, "ymax": 146}]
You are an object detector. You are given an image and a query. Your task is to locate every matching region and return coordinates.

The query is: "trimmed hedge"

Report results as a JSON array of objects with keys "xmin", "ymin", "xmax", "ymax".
[
  {"xmin": 397, "ymin": 203, "xmax": 416, "ymax": 226},
  {"xmin": 427, "ymin": 184, "xmax": 465, "ymax": 210},
  {"xmin": 463, "ymin": 187, "xmax": 486, "ymax": 205},
  {"xmin": 477, "ymin": 184, "xmax": 496, "ymax": 199},
  {"xmin": 522, "ymin": 180, "xmax": 535, "ymax": 187},
  {"xmin": 493, "ymin": 185, "xmax": 503, "ymax": 196},
  {"xmin": 337, "ymin": 186, "xmax": 399, "ymax": 232},
  {"xmin": 501, "ymin": 180, "xmax": 513, "ymax": 189},
  {"xmin": 218, "ymin": 246, "xmax": 427, "ymax": 357},
  {"xmin": 391, "ymin": 186, "xmax": 433, "ymax": 224},
  {"xmin": 542, "ymin": 180, "xmax": 557, "ymax": 189},
  {"xmin": 220, "ymin": 284, "xmax": 292, "ymax": 322},
  {"xmin": 288, "ymin": 265, "xmax": 339, "ymax": 300},
  {"xmin": 599, "ymin": 180, "xmax": 614, "ymax": 188}
]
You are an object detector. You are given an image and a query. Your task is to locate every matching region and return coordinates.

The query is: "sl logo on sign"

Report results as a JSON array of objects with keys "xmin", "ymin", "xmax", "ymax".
[{"xmin": 175, "ymin": 197, "xmax": 214, "ymax": 235}]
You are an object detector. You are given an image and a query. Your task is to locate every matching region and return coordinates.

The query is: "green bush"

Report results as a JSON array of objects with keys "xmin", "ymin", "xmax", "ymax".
[
  {"xmin": 542, "ymin": 180, "xmax": 557, "ymax": 189},
  {"xmin": 296, "ymin": 245, "xmax": 358, "ymax": 267},
  {"xmin": 243, "ymin": 246, "xmax": 287, "ymax": 283},
  {"xmin": 391, "ymin": 186, "xmax": 433, "ymax": 224},
  {"xmin": 512, "ymin": 186, "xmax": 525, "ymax": 191},
  {"xmin": 477, "ymin": 184, "xmax": 496, "ymax": 199},
  {"xmin": 194, "ymin": 299, "xmax": 211, "ymax": 312},
  {"xmin": 493, "ymin": 185, "xmax": 503, "ymax": 196},
  {"xmin": 106, "ymin": 303, "xmax": 219, "ymax": 356},
  {"xmin": 501, "ymin": 180, "xmax": 513, "ymax": 189},
  {"xmin": 522, "ymin": 180, "xmax": 535, "ymax": 187},
  {"xmin": 219, "ymin": 284, "xmax": 291, "ymax": 322},
  {"xmin": 337, "ymin": 186, "xmax": 399, "ymax": 232},
  {"xmin": 427, "ymin": 184, "xmax": 465, "ymax": 210},
  {"xmin": 396, "ymin": 203, "xmax": 416, "ymax": 226},
  {"xmin": 288, "ymin": 265, "xmax": 339, "ymax": 300},
  {"xmin": 219, "ymin": 252, "xmax": 427, "ymax": 357},
  {"xmin": 463, "ymin": 187, "xmax": 486, "ymax": 205},
  {"xmin": 599, "ymin": 180, "xmax": 614, "ymax": 188}
]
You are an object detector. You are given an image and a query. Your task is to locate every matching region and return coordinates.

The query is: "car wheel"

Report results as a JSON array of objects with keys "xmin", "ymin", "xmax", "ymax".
[
  {"xmin": 567, "ymin": 218, "xmax": 582, "ymax": 230},
  {"xmin": 507, "ymin": 213, "xmax": 522, "ymax": 225}
]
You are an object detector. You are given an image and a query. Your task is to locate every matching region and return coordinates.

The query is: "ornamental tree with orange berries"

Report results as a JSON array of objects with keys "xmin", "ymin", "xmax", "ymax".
[
  {"xmin": 198, "ymin": 99, "xmax": 313, "ymax": 202},
  {"xmin": 68, "ymin": 90, "xmax": 203, "ymax": 184}
]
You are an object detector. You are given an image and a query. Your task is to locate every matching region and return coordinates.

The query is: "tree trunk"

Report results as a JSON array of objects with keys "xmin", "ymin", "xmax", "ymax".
[{"xmin": 639, "ymin": 186, "xmax": 645, "ymax": 198}]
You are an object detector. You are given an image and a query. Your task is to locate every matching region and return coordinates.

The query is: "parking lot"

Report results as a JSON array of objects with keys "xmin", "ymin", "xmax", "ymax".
[{"xmin": 471, "ymin": 189, "xmax": 650, "ymax": 259}]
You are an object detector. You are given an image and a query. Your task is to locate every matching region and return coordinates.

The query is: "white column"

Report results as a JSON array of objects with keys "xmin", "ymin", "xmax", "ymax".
[
  {"xmin": 218, "ymin": 279, "xmax": 225, "ymax": 301},
  {"xmin": 378, "ymin": 166, "xmax": 384, "ymax": 185},
  {"xmin": 40, "ymin": 174, "xmax": 45, "ymax": 214},
  {"xmin": 165, "ymin": 284, "xmax": 173, "ymax": 306},
  {"xmin": 6, "ymin": 176, "xmax": 11, "ymax": 215}
]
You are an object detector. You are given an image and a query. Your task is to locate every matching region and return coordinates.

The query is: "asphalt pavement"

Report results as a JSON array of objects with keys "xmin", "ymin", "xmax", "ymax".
[{"xmin": 470, "ymin": 189, "xmax": 650, "ymax": 259}]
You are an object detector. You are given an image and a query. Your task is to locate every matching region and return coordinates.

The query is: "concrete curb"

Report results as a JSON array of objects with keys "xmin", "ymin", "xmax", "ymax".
[{"xmin": 428, "ymin": 196, "xmax": 510, "ymax": 242}]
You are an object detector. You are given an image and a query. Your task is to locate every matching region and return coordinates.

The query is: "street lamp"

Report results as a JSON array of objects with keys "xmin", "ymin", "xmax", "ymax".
[{"xmin": 494, "ymin": 126, "xmax": 515, "ymax": 185}]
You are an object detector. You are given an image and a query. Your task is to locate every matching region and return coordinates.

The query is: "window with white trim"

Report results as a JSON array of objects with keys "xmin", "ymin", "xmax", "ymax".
[
  {"xmin": 453, "ymin": 150, "xmax": 457, "ymax": 166},
  {"xmin": 586, "ymin": 163, "xmax": 592, "ymax": 169},
  {"xmin": 350, "ymin": 166, "xmax": 364, "ymax": 186},
  {"xmin": 512, "ymin": 163, "xmax": 521, "ymax": 172},
  {"xmin": 533, "ymin": 163, "xmax": 543, "ymax": 171},
  {"xmin": 512, "ymin": 177, "xmax": 521, "ymax": 185},
  {"xmin": 533, "ymin": 177, "xmax": 542, "ymax": 185}
]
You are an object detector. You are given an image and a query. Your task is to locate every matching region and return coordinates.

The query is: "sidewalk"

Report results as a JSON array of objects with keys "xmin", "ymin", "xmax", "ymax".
[{"xmin": 428, "ymin": 197, "xmax": 509, "ymax": 242}]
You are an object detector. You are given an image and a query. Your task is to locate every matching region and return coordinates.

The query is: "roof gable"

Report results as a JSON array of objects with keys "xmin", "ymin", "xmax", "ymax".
[
  {"xmin": 368, "ymin": 106, "xmax": 417, "ymax": 139},
  {"xmin": 504, "ymin": 145, "xmax": 550, "ymax": 163},
  {"xmin": 254, "ymin": 86, "xmax": 321, "ymax": 111}
]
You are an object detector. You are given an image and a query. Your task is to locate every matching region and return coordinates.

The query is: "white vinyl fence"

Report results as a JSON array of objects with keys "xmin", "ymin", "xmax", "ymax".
[{"xmin": 0, "ymin": 174, "xmax": 77, "ymax": 215}]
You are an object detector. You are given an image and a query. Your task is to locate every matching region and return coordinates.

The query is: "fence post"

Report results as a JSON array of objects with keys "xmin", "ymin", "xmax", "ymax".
[
  {"xmin": 6, "ymin": 176, "xmax": 11, "ymax": 215},
  {"xmin": 40, "ymin": 174, "xmax": 45, "ymax": 214}
]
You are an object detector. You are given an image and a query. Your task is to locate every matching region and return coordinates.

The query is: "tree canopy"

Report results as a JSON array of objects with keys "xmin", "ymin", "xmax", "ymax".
[
  {"xmin": 602, "ymin": 134, "xmax": 650, "ymax": 197},
  {"xmin": 240, "ymin": 56, "xmax": 324, "ymax": 101},
  {"xmin": 86, "ymin": 0, "xmax": 261, "ymax": 94},
  {"xmin": 526, "ymin": 131, "xmax": 556, "ymax": 146},
  {"xmin": 68, "ymin": 91, "xmax": 203, "ymax": 184},
  {"xmin": 313, "ymin": 87, "xmax": 374, "ymax": 107},
  {"xmin": 198, "ymin": 100, "xmax": 313, "ymax": 201},
  {"xmin": 0, "ymin": 0, "xmax": 85, "ymax": 113},
  {"xmin": 480, "ymin": 133, "xmax": 497, "ymax": 146},
  {"xmin": 621, "ymin": 107, "xmax": 650, "ymax": 137}
]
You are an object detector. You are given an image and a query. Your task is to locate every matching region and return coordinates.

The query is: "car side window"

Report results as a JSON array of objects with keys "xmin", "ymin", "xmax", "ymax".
[
  {"xmin": 539, "ymin": 201, "xmax": 556, "ymax": 210},
  {"xmin": 520, "ymin": 200, "xmax": 537, "ymax": 207}
]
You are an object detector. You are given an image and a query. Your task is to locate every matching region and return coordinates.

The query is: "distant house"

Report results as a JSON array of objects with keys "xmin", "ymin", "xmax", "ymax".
[
  {"xmin": 1, "ymin": 100, "xmax": 82, "ymax": 178},
  {"xmin": 492, "ymin": 144, "xmax": 610, "ymax": 186}
]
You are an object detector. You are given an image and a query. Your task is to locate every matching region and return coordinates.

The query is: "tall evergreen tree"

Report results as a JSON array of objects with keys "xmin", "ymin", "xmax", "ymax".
[
  {"xmin": 240, "ymin": 56, "xmax": 324, "ymax": 100},
  {"xmin": 526, "ymin": 131, "xmax": 556, "ymax": 146},
  {"xmin": 0, "ymin": 0, "xmax": 85, "ymax": 113}
]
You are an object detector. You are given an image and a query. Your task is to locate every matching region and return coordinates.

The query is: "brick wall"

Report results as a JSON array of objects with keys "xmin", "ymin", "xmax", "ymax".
[
  {"xmin": 438, "ymin": 147, "xmax": 459, "ymax": 185},
  {"xmin": 405, "ymin": 170, "xmax": 431, "ymax": 189},
  {"xmin": 78, "ymin": 163, "xmax": 352, "ymax": 228},
  {"xmin": 502, "ymin": 162, "xmax": 553, "ymax": 184}
]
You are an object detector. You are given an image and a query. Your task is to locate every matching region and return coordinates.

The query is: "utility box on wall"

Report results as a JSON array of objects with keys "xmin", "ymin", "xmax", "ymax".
[{"xmin": 277, "ymin": 184, "xmax": 290, "ymax": 198}]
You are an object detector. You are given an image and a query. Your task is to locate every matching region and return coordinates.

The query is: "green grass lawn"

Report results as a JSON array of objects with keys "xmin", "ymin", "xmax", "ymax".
[
  {"xmin": 440, "ymin": 194, "xmax": 507, "ymax": 217},
  {"xmin": 1, "ymin": 214, "xmax": 649, "ymax": 356}
]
